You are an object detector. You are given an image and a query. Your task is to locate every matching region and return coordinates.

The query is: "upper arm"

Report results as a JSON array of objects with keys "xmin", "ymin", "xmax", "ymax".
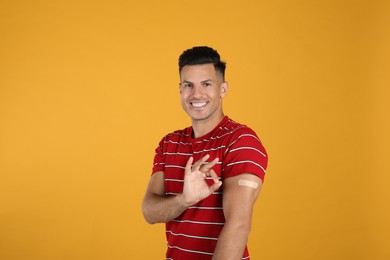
[
  {"xmin": 223, "ymin": 129, "xmax": 267, "ymax": 181},
  {"xmin": 222, "ymin": 173, "xmax": 263, "ymax": 228},
  {"xmin": 146, "ymin": 137, "xmax": 165, "ymax": 198},
  {"xmin": 143, "ymin": 171, "xmax": 165, "ymax": 200}
]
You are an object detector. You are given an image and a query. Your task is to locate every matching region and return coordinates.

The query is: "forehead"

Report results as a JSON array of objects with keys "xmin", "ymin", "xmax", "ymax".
[{"xmin": 180, "ymin": 64, "xmax": 220, "ymax": 81}]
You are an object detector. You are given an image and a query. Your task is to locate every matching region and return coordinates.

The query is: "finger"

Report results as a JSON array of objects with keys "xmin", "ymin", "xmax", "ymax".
[
  {"xmin": 209, "ymin": 181, "xmax": 223, "ymax": 193},
  {"xmin": 192, "ymin": 154, "xmax": 210, "ymax": 171},
  {"xmin": 201, "ymin": 157, "xmax": 219, "ymax": 172},
  {"xmin": 206, "ymin": 169, "xmax": 220, "ymax": 183},
  {"xmin": 185, "ymin": 157, "xmax": 194, "ymax": 173}
]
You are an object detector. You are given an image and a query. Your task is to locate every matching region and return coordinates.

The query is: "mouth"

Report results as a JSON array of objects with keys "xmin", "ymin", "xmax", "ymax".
[{"xmin": 190, "ymin": 102, "xmax": 208, "ymax": 109}]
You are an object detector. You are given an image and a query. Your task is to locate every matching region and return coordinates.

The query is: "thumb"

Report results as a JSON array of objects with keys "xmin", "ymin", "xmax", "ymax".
[
  {"xmin": 209, "ymin": 181, "xmax": 223, "ymax": 193},
  {"xmin": 185, "ymin": 157, "xmax": 194, "ymax": 174}
]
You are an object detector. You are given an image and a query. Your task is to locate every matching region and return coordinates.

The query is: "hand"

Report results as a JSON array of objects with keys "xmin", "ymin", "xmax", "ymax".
[{"xmin": 181, "ymin": 154, "xmax": 223, "ymax": 207}]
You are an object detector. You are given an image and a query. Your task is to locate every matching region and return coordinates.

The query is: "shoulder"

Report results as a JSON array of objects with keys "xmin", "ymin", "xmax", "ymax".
[
  {"xmin": 224, "ymin": 118, "xmax": 262, "ymax": 143},
  {"xmin": 223, "ymin": 118, "xmax": 267, "ymax": 159},
  {"xmin": 157, "ymin": 126, "xmax": 192, "ymax": 146},
  {"xmin": 222, "ymin": 118, "xmax": 268, "ymax": 180}
]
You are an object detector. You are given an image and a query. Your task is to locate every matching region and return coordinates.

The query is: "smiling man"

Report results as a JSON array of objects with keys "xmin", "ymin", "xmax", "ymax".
[{"xmin": 142, "ymin": 46, "xmax": 268, "ymax": 260}]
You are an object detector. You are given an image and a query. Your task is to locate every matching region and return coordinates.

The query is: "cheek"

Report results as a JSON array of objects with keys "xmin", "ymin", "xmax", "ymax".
[
  {"xmin": 180, "ymin": 92, "xmax": 187, "ymax": 101},
  {"xmin": 180, "ymin": 89, "xmax": 193, "ymax": 101},
  {"xmin": 180, "ymin": 94, "xmax": 188, "ymax": 106},
  {"xmin": 212, "ymin": 89, "xmax": 221, "ymax": 98}
]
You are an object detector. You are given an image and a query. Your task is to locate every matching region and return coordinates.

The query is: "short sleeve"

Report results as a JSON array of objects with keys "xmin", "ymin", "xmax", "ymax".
[
  {"xmin": 222, "ymin": 128, "xmax": 268, "ymax": 181},
  {"xmin": 152, "ymin": 138, "xmax": 165, "ymax": 174}
]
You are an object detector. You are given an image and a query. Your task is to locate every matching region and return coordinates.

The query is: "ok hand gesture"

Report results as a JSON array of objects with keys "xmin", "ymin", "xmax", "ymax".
[{"xmin": 182, "ymin": 154, "xmax": 223, "ymax": 207}]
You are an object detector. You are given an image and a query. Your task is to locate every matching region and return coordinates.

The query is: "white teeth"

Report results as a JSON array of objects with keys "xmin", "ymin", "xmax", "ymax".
[{"xmin": 192, "ymin": 102, "xmax": 206, "ymax": 107}]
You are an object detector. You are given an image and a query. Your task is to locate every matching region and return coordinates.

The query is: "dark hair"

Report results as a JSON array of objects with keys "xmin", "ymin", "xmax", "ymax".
[{"xmin": 178, "ymin": 46, "xmax": 226, "ymax": 79}]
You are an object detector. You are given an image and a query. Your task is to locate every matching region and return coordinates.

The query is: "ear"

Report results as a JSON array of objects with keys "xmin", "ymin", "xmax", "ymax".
[{"xmin": 220, "ymin": 82, "xmax": 228, "ymax": 98}]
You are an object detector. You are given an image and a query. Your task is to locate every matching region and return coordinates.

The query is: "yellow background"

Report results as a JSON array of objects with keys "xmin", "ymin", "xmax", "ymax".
[{"xmin": 1, "ymin": 0, "xmax": 389, "ymax": 259}]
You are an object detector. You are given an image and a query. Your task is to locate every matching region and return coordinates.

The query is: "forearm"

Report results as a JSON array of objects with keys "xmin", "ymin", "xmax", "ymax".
[
  {"xmin": 212, "ymin": 221, "xmax": 250, "ymax": 260},
  {"xmin": 142, "ymin": 157, "xmax": 222, "ymax": 225},
  {"xmin": 142, "ymin": 193, "xmax": 188, "ymax": 224}
]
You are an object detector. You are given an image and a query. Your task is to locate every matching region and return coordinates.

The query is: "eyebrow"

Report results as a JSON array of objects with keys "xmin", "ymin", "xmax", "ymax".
[
  {"xmin": 201, "ymin": 79, "xmax": 213, "ymax": 83},
  {"xmin": 182, "ymin": 79, "xmax": 213, "ymax": 84}
]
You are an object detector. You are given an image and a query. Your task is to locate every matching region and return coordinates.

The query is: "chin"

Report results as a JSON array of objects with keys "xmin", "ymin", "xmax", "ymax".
[
  {"xmin": 187, "ymin": 112, "xmax": 209, "ymax": 121},
  {"xmin": 192, "ymin": 115, "xmax": 213, "ymax": 122}
]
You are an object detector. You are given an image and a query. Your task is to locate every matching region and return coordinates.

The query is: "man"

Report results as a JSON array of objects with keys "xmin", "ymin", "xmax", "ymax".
[{"xmin": 142, "ymin": 46, "xmax": 268, "ymax": 259}]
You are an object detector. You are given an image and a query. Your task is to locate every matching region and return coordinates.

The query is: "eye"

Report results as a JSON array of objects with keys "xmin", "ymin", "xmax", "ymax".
[
  {"xmin": 204, "ymin": 82, "xmax": 212, "ymax": 87},
  {"xmin": 182, "ymin": 83, "xmax": 192, "ymax": 88}
]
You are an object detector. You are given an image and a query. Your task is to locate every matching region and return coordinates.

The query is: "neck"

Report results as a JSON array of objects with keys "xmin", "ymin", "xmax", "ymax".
[{"xmin": 191, "ymin": 112, "xmax": 225, "ymax": 138}]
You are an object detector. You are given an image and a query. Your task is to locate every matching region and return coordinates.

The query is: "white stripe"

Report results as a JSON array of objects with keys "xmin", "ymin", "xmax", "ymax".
[
  {"xmin": 229, "ymin": 134, "xmax": 260, "ymax": 147},
  {"xmin": 229, "ymin": 146, "xmax": 267, "ymax": 157},
  {"xmin": 163, "ymin": 152, "xmax": 192, "ymax": 156},
  {"xmin": 164, "ymin": 140, "xmax": 192, "ymax": 145},
  {"xmin": 206, "ymin": 126, "xmax": 246, "ymax": 141},
  {"xmin": 154, "ymin": 162, "xmax": 165, "ymax": 165},
  {"xmin": 165, "ymin": 163, "xmax": 221, "ymax": 168},
  {"xmin": 193, "ymin": 125, "xmax": 246, "ymax": 143},
  {"xmin": 193, "ymin": 145, "xmax": 226, "ymax": 154},
  {"xmin": 241, "ymin": 133, "xmax": 260, "ymax": 141},
  {"xmin": 165, "ymin": 179, "xmax": 184, "ymax": 182},
  {"xmin": 188, "ymin": 206, "xmax": 223, "ymax": 210},
  {"xmin": 165, "ymin": 165, "xmax": 186, "ymax": 169},
  {"xmin": 226, "ymin": 160, "xmax": 266, "ymax": 173},
  {"xmin": 166, "ymin": 230, "xmax": 218, "ymax": 240},
  {"xmin": 225, "ymin": 134, "xmax": 261, "ymax": 155},
  {"xmin": 167, "ymin": 244, "xmax": 213, "ymax": 255},
  {"xmin": 168, "ymin": 132, "xmax": 190, "ymax": 137},
  {"xmin": 171, "ymin": 219, "xmax": 224, "ymax": 225}
]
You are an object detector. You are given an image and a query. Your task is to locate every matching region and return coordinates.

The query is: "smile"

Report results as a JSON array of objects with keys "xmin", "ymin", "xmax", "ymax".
[{"xmin": 191, "ymin": 102, "xmax": 207, "ymax": 108}]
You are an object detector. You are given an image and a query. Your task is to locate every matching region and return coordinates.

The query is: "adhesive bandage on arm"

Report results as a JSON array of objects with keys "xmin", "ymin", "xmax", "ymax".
[{"xmin": 238, "ymin": 179, "xmax": 259, "ymax": 189}]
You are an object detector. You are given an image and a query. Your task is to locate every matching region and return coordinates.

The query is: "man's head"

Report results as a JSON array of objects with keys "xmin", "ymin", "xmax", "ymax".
[
  {"xmin": 178, "ymin": 46, "xmax": 228, "ymax": 127},
  {"xmin": 178, "ymin": 46, "xmax": 226, "ymax": 80}
]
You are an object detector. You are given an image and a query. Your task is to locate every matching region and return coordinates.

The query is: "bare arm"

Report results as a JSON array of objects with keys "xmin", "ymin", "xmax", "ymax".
[
  {"xmin": 142, "ymin": 155, "xmax": 223, "ymax": 224},
  {"xmin": 212, "ymin": 173, "xmax": 262, "ymax": 260},
  {"xmin": 142, "ymin": 171, "xmax": 187, "ymax": 224}
]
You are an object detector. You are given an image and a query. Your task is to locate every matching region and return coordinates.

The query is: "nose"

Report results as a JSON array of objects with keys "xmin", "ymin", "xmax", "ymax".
[{"xmin": 192, "ymin": 85, "xmax": 204, "ymax": 99}]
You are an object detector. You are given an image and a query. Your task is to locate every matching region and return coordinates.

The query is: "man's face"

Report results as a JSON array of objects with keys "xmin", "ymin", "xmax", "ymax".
[{"xmin": 179, "ymin": 64, "xmax": 228, "ymax": 123}]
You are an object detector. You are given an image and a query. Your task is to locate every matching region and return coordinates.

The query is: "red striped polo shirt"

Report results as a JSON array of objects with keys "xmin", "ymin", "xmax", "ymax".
[{"xmin": 152, "ymin": 116, "xmax": 268, "ymax": 260}]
